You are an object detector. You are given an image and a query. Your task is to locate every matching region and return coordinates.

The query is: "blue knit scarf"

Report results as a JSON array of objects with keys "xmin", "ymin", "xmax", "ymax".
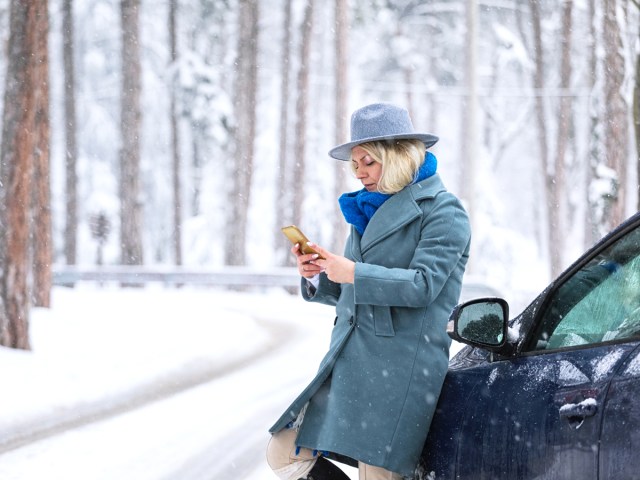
[{"xmin": 338, "ymin": 152, "xmax": 438, "ymax": 235}]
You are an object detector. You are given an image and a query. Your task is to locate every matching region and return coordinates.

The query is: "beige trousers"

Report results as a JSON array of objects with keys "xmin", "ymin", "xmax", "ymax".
[{"xmin": 266, "ymin": 428, "xmax": 404, "ymax": 480}]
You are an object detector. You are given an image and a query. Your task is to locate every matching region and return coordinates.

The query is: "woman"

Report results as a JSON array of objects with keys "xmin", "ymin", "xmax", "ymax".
[{"xmin": 267, "ymin": 103, "xmax": 471, "ymax": 480}]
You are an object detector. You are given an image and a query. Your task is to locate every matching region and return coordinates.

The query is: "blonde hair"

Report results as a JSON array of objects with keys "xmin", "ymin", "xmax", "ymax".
[{"xmin": 351, "ymin": 139, "xmax": 426, "ymax": 194}]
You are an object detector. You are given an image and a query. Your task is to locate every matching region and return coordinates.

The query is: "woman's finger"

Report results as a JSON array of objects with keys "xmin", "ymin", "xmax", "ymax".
[
  {"xmin": 298, "ymin": 253, "xmax": 319, "ymax": 265},
  {"xmin": 307, "ymin": 243, "xmax": 330, "ymax": 259}
]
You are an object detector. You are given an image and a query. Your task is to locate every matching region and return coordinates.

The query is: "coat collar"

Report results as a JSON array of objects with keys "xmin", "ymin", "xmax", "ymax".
[{"xmin": 356, "ymin": 174, "xmax": 446, "ymax": 254}]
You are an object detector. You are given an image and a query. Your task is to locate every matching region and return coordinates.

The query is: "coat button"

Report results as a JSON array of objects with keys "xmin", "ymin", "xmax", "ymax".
[
  {"xmin": 348, "ymin": 316, "xmax": 354, "ymax": 326},
  {"xmin": 334, "ymin": 316, "xmax": 338, "ymax": 325}
]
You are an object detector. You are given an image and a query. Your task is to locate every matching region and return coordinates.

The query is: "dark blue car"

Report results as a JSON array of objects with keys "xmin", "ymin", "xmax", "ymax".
[{"xmin": 418, "ymin": 212, "xmax": 640, "ymax": 479}]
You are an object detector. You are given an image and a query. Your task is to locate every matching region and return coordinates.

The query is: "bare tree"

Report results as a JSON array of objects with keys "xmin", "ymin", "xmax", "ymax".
[
  {"xmin": 585, "ymin": 0, "xmax": 604, "ymax": 245},
  {"xmin": 528, "ymin": 0, "xmax": 553, "ymax": 276},
  {"xmin": 0, "ymin": 0, "xmax": 41, "ymax": 349},
  {"xmin": 602, "ymin": 0, "xmax": 629, "ymax": 230},
  {"xmin": 32, "ymin": 0, "xmax": 52, "ymax": 307},
  {"xmin": 525, "ymin": 0, "xmax": 574, "ymax": 277},
  {"xmin": 63, "ymin": 0, "xmax": 78, "ymax": 269},
  {"xmin": 275, "ymin": 0, "xmax": 293, "ymax": 265},
  {"xmin": 633, "ymin": 0, "xmax": 640, "ymax": 213},
  {"xmin": 225, "ymin": 0, "xmax": 259, "ymax": 265},
  {"xmin": 120, "ymin": 0, "xmax": 144, "ymax": 267},
  {"xmin": 546, "ymin": 0, "xmax": 574, "ymax": 277},
  {"xmin": 459, "ymin": 0, "xmax": 478, "ymax": 264},
  {"xmin": 291, "ymin": 0, "xmax": 315, "ymax": 228},
  {"xmin": 332, "ymin": 0, "xmax": 349, "ymax": 254},
  {"xmin": 169, "ymin": 0, "xmax": 182, "ymax": 266}
]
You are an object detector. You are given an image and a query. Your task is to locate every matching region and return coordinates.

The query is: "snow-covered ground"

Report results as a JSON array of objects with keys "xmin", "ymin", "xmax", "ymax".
[
  {"xmin": 0, "ymin": 280, "xmax": 533, "ymax": 479},
  {"xmin": 0, "ymin": 285, "xmax": 356, "ymax": 479}
]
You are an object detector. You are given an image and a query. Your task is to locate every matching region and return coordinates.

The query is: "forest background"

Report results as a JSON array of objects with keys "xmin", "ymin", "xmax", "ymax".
[{"xmin": 0, "ymin": 0, "xmax": 639, "ymax": 350}]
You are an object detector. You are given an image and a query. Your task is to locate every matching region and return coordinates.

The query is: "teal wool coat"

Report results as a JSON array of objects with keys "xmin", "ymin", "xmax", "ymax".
[{"xmin": 269, "ymin": 174, "xmax": 471, "ymax": 477}]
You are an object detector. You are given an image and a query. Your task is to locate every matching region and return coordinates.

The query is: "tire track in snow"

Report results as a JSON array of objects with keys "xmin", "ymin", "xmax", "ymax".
[{"xmin": 0, "ymin": 313, "xmax": 298, "ymax": 455}]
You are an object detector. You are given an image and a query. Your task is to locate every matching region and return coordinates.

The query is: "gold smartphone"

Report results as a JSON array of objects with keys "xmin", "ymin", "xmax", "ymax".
[{"xmin": 281, "ymin": 225, "xmax": 325, "ymax": 258}]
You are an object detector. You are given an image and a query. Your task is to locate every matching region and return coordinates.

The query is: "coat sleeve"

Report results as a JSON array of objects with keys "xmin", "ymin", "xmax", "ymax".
[
  {"xmin": 353, "ymin": 192, "xmax": 471, "ymax": 308},
  {"xmin": 301, "ymin": 272, "xmax": 342, "ymax": 306}
]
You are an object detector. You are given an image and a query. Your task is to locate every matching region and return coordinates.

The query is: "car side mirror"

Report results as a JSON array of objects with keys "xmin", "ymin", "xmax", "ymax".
[{"xmin": 447, "ymin": 297, "xmax": 509, "ymax": 350}]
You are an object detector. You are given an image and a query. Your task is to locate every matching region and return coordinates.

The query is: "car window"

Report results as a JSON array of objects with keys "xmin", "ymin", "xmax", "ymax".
[{"xmin": 531, "ymin": 226, "xmax": 640, "ymax": 351}]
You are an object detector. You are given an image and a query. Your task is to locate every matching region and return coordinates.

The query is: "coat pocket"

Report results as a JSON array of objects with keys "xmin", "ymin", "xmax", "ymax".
[{"xmin": 374, "ymin": 305, "xmax": 395, "ymax": 337}]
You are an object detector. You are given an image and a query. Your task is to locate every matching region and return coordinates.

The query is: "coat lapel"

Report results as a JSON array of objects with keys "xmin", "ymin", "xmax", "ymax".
[
  {"xmin": 359, "ymin": 174, "xmax": 446, "ymax": 254},
  {"xmin": 348, "ymin": 228, "xmax": 364, "ymax": 262}
]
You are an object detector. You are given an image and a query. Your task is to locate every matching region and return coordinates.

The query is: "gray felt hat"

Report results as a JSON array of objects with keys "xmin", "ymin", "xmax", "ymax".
[{"xmin": 328, "ymin": 103, "xmax": 439, "ymax": 161}]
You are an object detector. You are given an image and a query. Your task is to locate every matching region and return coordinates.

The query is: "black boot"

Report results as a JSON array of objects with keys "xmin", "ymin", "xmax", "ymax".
[{"xmin": 300, "ymin": 456, "xmax": 350, "ymax": 480}]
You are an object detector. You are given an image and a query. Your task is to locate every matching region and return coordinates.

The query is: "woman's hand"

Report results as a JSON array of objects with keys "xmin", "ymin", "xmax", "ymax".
[
  {"xmin": 308, "ymin": 243, "xmax": 355, "ymax": 284},
  {"xmin": 292, "ymin": 243, "xmax": 324, "ymax": 279}
]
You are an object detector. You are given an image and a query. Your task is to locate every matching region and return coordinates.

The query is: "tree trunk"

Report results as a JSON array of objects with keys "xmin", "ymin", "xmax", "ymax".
[
  {"xmin": 31, "ymin": 0, "xmax": 52, "ymax": 308},
  {"xmin": 169, "ymin": 0, "xmax": 182, "ymax": 266},
  {"xmin": 602, "ymin": 0, "xmax": 629, "ymax": 229},
  {"xmin": 546, "ymin": 0, "xmax": 573, "ymax": 277},
  {"xmin": 459, "ymin": 0, "xmax": 478, "ymax": 254},
  {"xmin": 191, "ymin": 125, "xmax": 202, "ymax": 217},
  {"xmin": 63, "ymin": 0, "xmax": 78, "ymax": 270},
  {"xmin": 225, "ymin": 0, "xmax": 259, "ymax": 265},
  {"xmin": 291, "ymin": 0, "xmax": 314, "ymax": 229},
  {"xmin": 0, "ymin": 0, "xmax": 39, "ymax": 349},
  {"xmin": 529, "ymin": 0, "xmax": 552, "ymax": 278},
  {"xmin": 635, "ymin": 19, "xmax": 640, "ymax": 213},
  {"xmin": 332, "ymin": 0, "xmax": 348, "ymax": 254},
  {"xmin": 585, "ymin": 0, "xmax": 603, "ymax": 245},
  {"xmin": 120, "ymin": 0, "xmax": 144, "ymax": 268},
  {"xmin": 275, "ymin": 0, "xmax": 293, "ymax": 266}
]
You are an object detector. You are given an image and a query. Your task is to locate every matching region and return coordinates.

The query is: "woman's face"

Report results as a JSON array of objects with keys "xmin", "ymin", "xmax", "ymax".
[{"xmin": 351, "ymin": 146, "xmax": 382, "ymax": 192}]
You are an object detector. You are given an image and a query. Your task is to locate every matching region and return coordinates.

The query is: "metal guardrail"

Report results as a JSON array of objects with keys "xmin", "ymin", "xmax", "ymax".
[
  {"xmin": 52, "ymin": 265, "xmax": 301, "ymax": 287},
  {"xmin": 52, "ymin": 267, "xmax": 505, "ymax": 302}
]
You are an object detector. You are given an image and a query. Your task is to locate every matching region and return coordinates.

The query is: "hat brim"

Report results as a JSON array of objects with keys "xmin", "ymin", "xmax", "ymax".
[{"xmin": 328, "ymin": 133, "xmax": 439, "ymax": 161}]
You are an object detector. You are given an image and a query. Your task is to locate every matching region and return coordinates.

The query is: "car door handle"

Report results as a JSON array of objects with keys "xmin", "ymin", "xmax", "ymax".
[{"xmin": 559, "ymin": 398, "xmax": 598, "ymax": 426}]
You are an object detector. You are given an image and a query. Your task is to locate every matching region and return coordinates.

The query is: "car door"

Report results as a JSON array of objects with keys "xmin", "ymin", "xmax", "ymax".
[
  {"xmin": 599, "ymin": 344, "xmax": 640, "ymax": 479},
  {"xmin": 453, "ymin": 223, "xmax": 640, "ymax": 479},
  {"xmin": 453, "ymin": 345, "xmax": 633, "ymax": 479}
]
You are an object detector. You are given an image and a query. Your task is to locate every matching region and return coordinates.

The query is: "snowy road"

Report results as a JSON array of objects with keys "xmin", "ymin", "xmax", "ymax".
[
  {"xmin": 0, "ymin": 281, "xmax": 499, "ymax": 480},
  {"xmin": 0, "ymin": 290, "xmax": 358, "ymax": 480}
]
